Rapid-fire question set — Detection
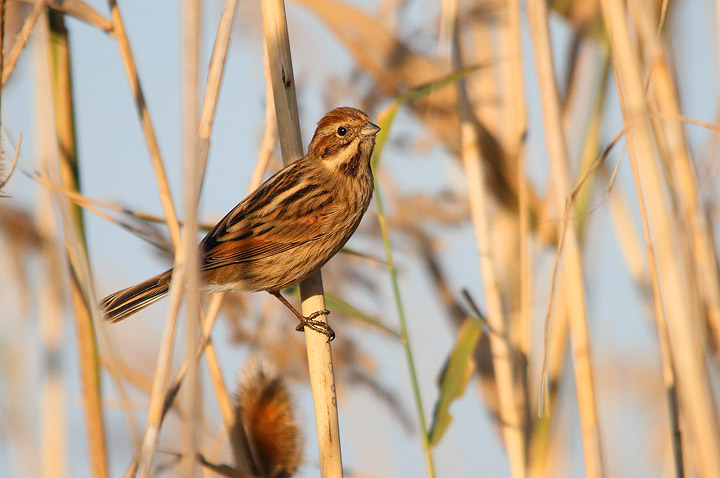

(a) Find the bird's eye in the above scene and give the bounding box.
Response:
[337,126,347,137]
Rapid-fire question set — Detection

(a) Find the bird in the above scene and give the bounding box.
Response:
[100,107,380,342]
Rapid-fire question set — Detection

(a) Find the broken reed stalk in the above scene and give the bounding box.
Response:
[600,0,720,475]
[45,10,109,478]
[2,0,46,87]
[200,312,253,475]
[451,14,528,478]
[525,0,605,476]
[261,0,343,476]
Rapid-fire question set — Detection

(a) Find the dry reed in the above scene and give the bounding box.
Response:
[46,10,109,477]
[601,0,720,476]
[261,0,343,476]
[1,1,719,477]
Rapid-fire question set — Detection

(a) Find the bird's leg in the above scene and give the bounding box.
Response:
[269,291,334,342]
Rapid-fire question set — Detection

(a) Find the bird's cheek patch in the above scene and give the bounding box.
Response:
[320,140,346,159]
[322,143,360,174]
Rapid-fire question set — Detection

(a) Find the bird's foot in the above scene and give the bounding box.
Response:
[295,309,334,342]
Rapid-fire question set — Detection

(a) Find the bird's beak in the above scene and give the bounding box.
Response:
[361,121,381,137]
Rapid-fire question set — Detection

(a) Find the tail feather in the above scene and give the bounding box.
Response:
[101,270,172,323]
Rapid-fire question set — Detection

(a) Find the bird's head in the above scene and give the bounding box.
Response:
[308,107,380,176]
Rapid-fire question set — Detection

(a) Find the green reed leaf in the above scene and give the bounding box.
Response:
[429,316,483,447]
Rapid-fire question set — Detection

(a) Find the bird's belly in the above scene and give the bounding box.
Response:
[202,234,347,293]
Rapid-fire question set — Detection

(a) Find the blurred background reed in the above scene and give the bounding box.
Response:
[1,0,719,476]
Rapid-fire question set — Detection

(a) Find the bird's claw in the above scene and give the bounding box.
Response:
[308,309,330,321]
[295,309,334,342]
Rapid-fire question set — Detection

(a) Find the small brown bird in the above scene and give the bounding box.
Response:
[101,107,380,341]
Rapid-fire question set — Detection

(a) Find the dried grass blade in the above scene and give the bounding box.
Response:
[106,0,181,249]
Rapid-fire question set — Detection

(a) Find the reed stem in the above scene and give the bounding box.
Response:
[526,0,605,475]
[46,10,109,478]
[261,0,343,476]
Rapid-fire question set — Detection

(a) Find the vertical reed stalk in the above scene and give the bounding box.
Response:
[505,0,530,361]
[504,0,534,467]
[180,0,201,475]
[46,9,109,478]
[37,191,67,478]
[600,0,720,475]
[631,0,720,357]
[196,0,240,470]
[452,14,528,478]
[525,1,605,476]
[622,8,688,476]
[36,32,66,475]
[613,63,684,477]
[260,1,343,476]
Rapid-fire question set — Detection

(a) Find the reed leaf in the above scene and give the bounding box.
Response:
[429,317,482,447]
